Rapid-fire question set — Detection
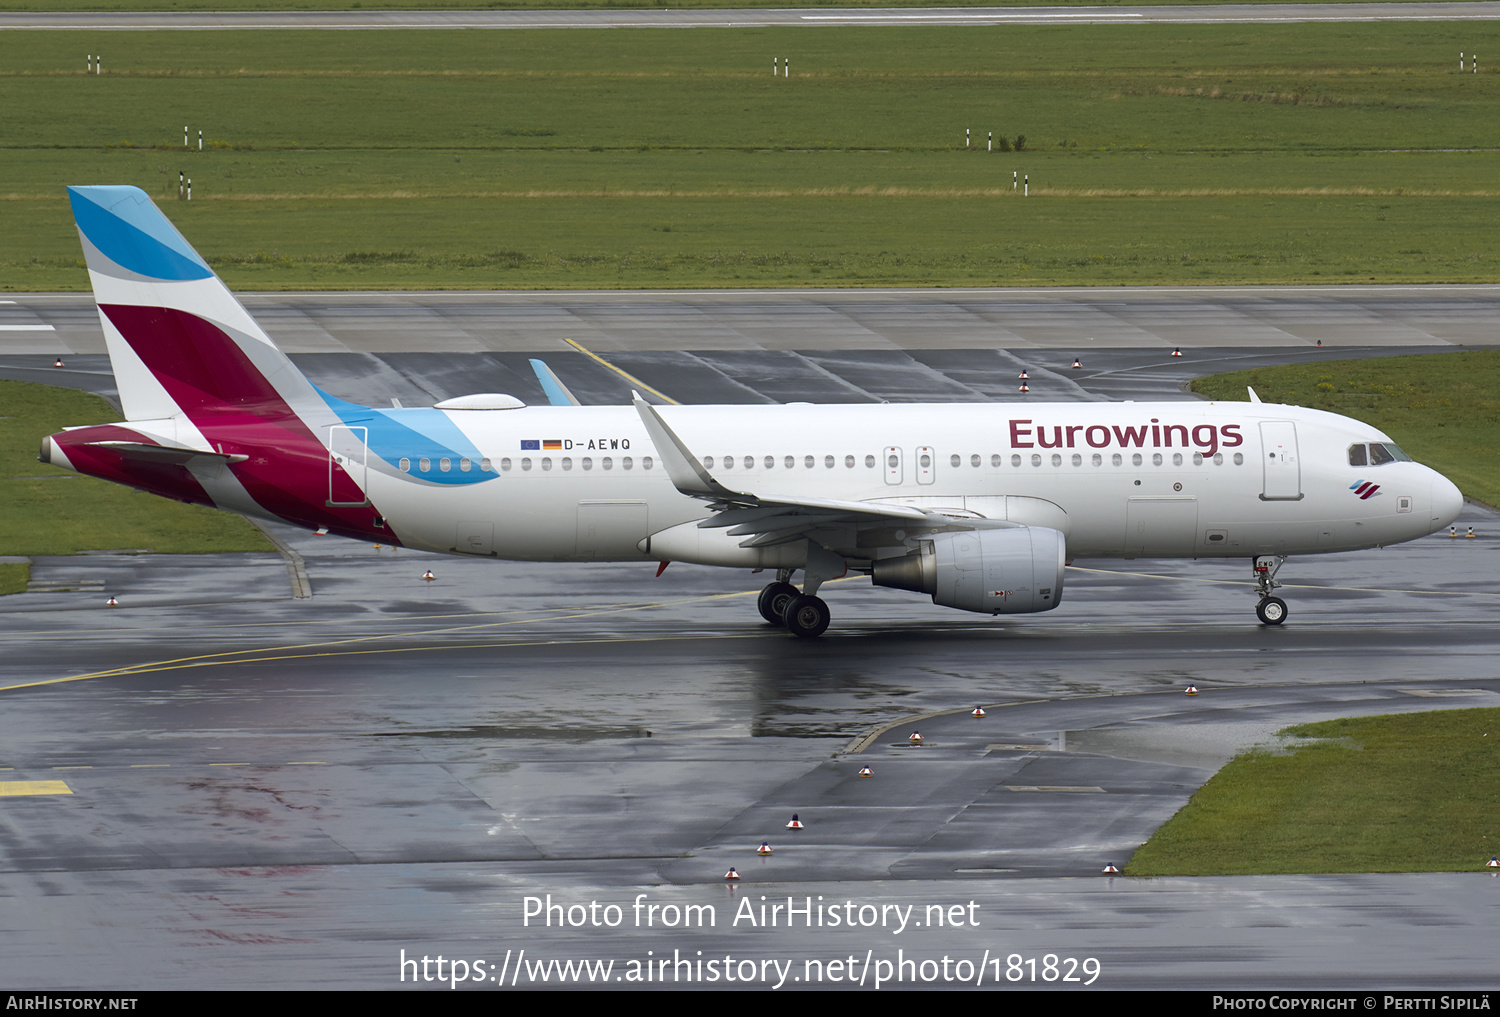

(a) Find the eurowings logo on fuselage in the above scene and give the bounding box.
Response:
[1008,418,1245,457]
[1351,481,1381,500]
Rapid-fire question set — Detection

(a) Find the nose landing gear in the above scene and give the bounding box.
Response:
[1253,555,1288,626]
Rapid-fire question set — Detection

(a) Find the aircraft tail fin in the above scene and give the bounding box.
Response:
[67,185,331,426]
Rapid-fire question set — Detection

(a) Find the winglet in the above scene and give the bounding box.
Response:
[632,392,748,503]
[529,358,582,407]
[1247,386,1262,404]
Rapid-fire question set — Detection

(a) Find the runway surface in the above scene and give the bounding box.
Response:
[1,288,1498,990]
[5,3,1500,30]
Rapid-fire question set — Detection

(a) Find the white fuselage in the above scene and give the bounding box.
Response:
[354,399,1460,566]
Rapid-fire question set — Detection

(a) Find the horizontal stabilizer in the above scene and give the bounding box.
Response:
[86,440,248,467]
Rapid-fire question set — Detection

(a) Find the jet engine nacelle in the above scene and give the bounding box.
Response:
[871,526,1066,615]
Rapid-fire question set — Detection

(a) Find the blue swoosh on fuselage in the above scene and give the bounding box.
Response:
[316,388,497,486]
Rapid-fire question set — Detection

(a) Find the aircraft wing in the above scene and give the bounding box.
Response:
[529,359,583,407]
[633,393,963,548]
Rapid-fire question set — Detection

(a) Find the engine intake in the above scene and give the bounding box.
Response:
[872,527,1066,615]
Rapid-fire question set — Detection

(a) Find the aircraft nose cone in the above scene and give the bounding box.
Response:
[1431,472,1464,530]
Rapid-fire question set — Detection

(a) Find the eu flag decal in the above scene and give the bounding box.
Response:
[520,439,540,450]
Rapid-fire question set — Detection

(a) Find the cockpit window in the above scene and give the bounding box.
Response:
[1350,442,1411,467]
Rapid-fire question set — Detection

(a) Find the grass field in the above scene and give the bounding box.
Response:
[0,562,28,596]
[0,0,1446,10]
[1127,709,1500,875]
[1191,349,1500,508]
[3,25,1499,288]
[0,380,272,556]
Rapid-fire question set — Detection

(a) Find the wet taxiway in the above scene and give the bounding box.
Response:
[1,290,1498,989]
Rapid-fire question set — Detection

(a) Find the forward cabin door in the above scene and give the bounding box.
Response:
[1259,421,1302,501]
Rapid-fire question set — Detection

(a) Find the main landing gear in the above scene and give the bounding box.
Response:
[758,570,832,638]
[756,581,799,624]
[1253,555,1288,626]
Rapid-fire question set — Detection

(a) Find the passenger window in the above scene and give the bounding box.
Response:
[399,458,411,473]
[990,454,1002,468]
[419,457,431,472]
[864,454,876,468]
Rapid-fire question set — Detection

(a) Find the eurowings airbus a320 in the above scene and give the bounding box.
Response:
[40,186,1464,636]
